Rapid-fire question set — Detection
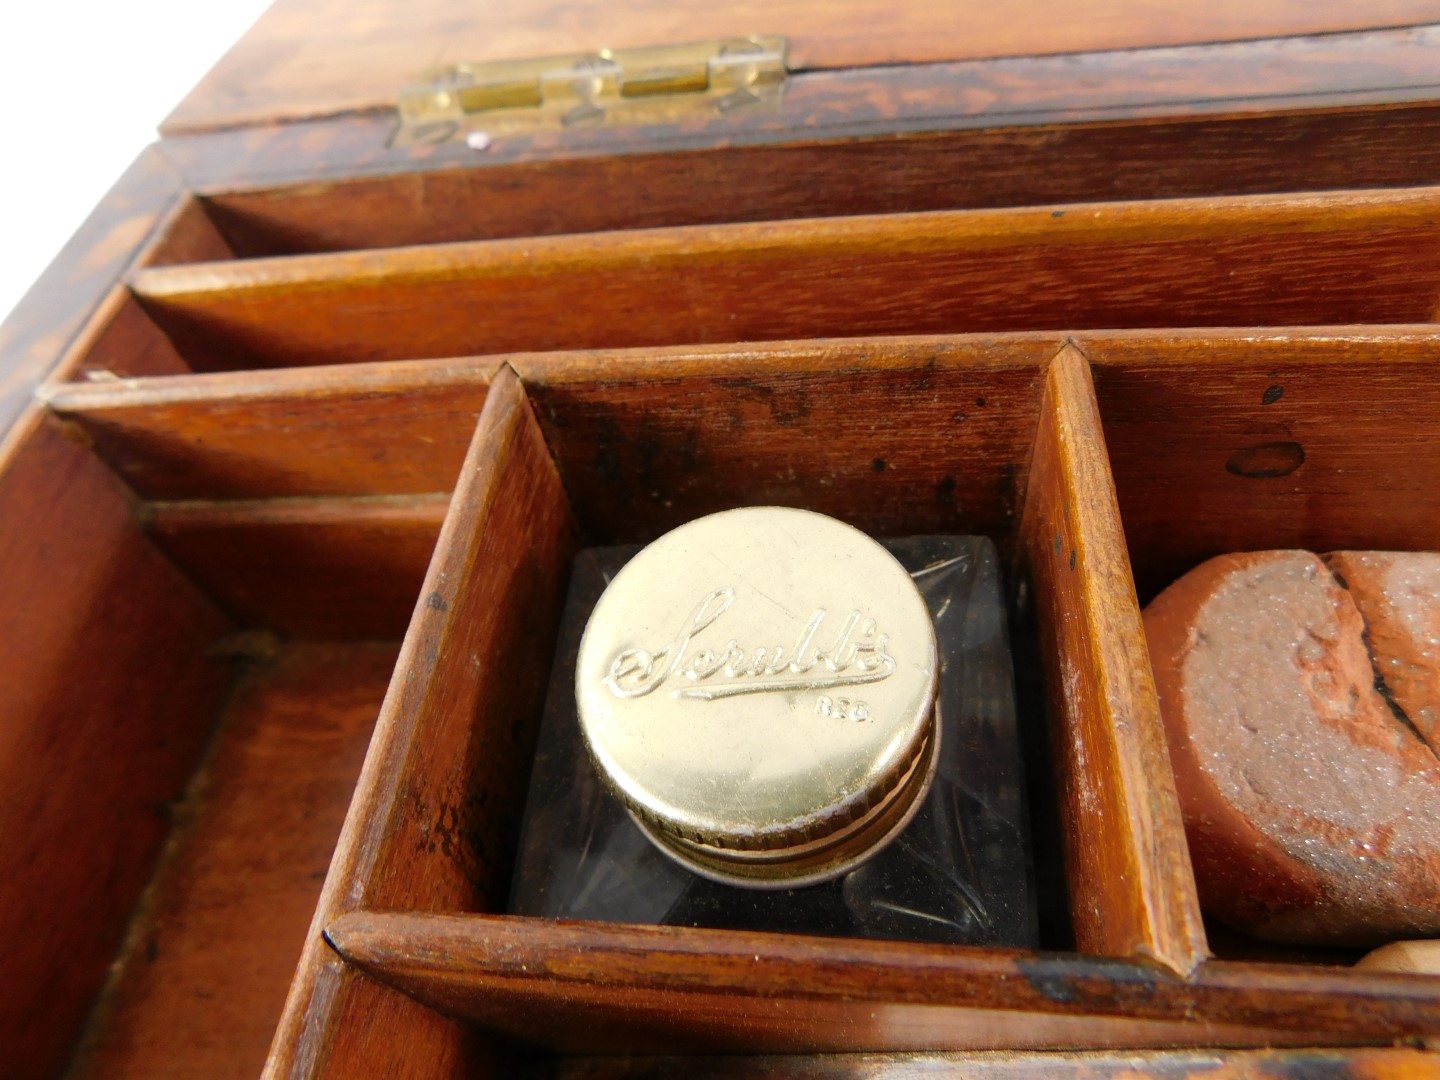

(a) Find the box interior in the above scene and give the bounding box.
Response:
[5,151,1439,1077]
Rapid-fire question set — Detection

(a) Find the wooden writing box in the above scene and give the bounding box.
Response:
[3,3,1440,1076]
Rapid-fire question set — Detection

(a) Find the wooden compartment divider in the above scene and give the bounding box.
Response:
[265,366,577,1077]
[126,188,1440,372]
[167,100,1440,265]
[323,910,1440,1051]
[1018,345,1207,973]
[46,357,497,500]
[145,494,451,640]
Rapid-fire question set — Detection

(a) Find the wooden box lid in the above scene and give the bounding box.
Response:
[164,0,1440,133]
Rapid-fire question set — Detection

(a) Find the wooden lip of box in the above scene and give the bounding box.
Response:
[3,11,1440,1078]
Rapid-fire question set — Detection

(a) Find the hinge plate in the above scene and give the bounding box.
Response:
[394,36,788,147]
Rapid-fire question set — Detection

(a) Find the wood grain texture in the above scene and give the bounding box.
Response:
[325,911,1440,1052]
[131,188,1440,371]
[1018,345,1208,974]
[200,113,1440,258]
[0,419,233,1080]
[66,643,396,1080]
[264,366,576,1077]
[514,335,1056,545]
[44,334,1052,511]
[168,31,1440,260]
[549,1047,1440,1079]
[161,0,1440,133]
[146,494,449,639]
[157,28,1440,216]
[47,357,497,500]
[1081,329,1440,603]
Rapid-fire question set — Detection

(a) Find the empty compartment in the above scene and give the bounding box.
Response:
[4,268,491,1080]
[108,187,1440,375]
[0,418,400,1080]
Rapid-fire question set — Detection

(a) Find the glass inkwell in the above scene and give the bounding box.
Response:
[509,507,1037,947]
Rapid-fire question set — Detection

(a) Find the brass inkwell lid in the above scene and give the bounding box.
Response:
[576,507,939,887]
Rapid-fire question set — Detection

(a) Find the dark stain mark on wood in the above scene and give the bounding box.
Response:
[1014,955,1161,1009]
[1225,441,1306,478]
[715,376,813,427]
[1262,385,1284,405]
[871,457,887,473]
[936,474,956,506]
[426,591,448,612]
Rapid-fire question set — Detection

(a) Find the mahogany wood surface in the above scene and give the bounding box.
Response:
[197,106,1440,258]
[130,188,1440,371]
[326,911,1440,1051]
[157,34,1440,228]
[160,26,1440,258]
[265,367,575,1076]
[162,0,1440,134]
[1082,330,1440,602]
[514,336,1056,546]
[548,1047,1440,1079]
[65,643,396,1080]
[1017,347,1207,973]
[45,326,1440,511]
[41,334,1047,512]
[0,419,234,1080]
[145,494,449,639]
[48,334,1051,512]
[47,358,497,500]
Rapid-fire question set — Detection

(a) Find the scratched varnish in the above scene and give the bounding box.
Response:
[2,5,1440,1077]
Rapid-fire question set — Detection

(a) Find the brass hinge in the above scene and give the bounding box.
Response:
[393,36,788,147]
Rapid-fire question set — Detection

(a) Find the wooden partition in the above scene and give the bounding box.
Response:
[261,367,577,1076]
[1018,346,1206,973]
[119,188,1440,371]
